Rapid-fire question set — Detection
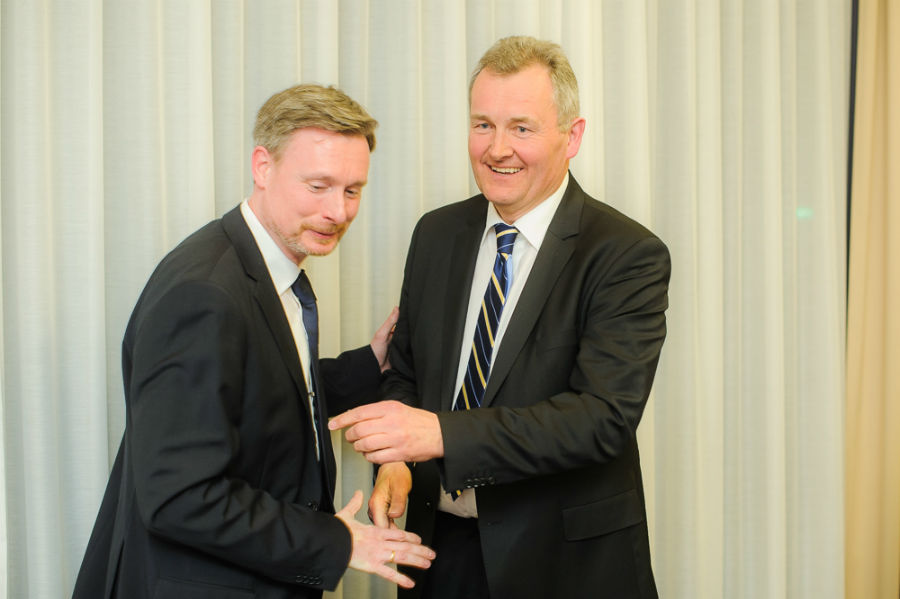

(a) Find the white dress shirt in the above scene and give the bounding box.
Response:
[439,173,569,517]
[240,200,320,458]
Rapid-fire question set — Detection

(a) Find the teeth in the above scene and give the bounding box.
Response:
[490,166,521,174]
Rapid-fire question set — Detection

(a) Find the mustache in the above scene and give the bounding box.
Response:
[301,223,344,235]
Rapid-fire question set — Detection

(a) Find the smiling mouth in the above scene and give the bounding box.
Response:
[489,166,522,174]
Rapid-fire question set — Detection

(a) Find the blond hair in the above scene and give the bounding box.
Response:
[253,84,378,160]
[470,36,579,130]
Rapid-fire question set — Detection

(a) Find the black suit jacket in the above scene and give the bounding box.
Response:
[382,177,670,599]
[73,206,381,599]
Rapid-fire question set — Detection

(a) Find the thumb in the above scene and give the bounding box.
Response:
[338,489,364,520]
[376,307,399,339]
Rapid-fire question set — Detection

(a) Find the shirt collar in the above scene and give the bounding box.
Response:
[483,171,569,250]
[240,199,302,295]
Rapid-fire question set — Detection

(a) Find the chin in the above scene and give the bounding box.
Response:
[301,244,337,257]
[482,192,519,207]
[307,238,343,257]
[285,239,334,260]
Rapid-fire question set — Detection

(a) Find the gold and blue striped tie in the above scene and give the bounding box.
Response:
[453,223,519,411]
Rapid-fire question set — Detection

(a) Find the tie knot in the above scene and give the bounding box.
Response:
[291,270,316,307]
[494,223,519,258]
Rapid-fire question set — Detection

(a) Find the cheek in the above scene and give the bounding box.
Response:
[468,136,486,160]
[345,200,361,221]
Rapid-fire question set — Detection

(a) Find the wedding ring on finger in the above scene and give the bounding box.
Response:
[389,550,396,563]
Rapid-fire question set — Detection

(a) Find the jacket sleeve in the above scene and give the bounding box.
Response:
[126,280,351,591]
[320,346,382,416]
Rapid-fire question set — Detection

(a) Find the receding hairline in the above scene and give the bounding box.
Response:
[467,36,580,129]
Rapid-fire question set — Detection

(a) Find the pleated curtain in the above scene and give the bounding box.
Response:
[0,1,855,598]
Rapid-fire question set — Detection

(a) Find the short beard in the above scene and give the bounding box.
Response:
[277,223,345,259]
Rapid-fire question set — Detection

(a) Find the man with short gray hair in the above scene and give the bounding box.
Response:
[331,36,669,598]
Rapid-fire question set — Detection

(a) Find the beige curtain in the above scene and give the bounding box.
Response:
[846,0,900,597]
[0,1,850,598]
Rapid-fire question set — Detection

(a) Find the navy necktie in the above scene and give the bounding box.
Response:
[291,269,319,396]
[292,270,326,465]
[453,223,519,411]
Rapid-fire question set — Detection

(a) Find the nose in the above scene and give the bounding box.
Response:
[487,129,513,161]
[320,191,348,224]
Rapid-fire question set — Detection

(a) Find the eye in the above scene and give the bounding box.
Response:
[308,183,326,192]
[515,125,530,134]
[345,188,361,198]
[473,122,491,131]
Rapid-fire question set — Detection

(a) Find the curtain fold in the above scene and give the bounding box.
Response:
[845,0,900,597]
[0,2,850,598]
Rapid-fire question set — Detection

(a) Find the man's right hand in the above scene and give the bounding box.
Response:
[368,462,412,528]
[335,489,433,589]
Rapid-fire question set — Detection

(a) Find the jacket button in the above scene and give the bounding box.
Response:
[307,501,319,510]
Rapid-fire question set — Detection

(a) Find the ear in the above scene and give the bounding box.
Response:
[565,118,586,160]
[251,145,273,189]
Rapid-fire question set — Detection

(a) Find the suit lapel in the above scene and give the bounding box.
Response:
[222,208,308,403]
[222,208,339,502]
[439,199,488,411]
[481,178,584,408]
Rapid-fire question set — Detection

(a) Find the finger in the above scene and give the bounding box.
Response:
[362,448,403,465]
[351,431,394,454]
[329,402,389,430]
[375,528,423,544]
[339,489,364,518]
[373,564,417,589]
[394,550,435,571]
[368,492,391,528]
[376,307,399,338]
[343,419,388,444]
[343,424,362,443]
[388,543,435,571]
[328,409,357,431]
[388,486,409,520]
[371,506,390,528]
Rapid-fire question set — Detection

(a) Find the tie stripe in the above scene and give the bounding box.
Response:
[453,223,519,412]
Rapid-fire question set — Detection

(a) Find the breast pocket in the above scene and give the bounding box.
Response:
[537,328,578,352]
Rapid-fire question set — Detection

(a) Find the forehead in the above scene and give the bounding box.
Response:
[280,128,370,180]
[470,64,557,119]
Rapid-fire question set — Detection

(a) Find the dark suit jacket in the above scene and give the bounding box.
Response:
[382,176,670,599]
[73,206,381,599]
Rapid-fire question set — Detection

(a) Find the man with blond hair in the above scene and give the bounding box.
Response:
[331,37,669,598]
[73,83,434,599]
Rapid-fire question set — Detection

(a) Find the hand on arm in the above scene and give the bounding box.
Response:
[367,462,412,528]
[328,400,444,463]
[369,307,399,372]
[335,490,434,589]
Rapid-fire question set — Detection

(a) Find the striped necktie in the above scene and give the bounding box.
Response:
[453,223,519,411]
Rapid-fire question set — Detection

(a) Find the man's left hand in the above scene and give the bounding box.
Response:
[329,400,444,463]
[369,307,399,372]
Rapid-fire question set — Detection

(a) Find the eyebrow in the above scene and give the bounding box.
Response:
[304,174,368,188]
[470,114,537,126]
